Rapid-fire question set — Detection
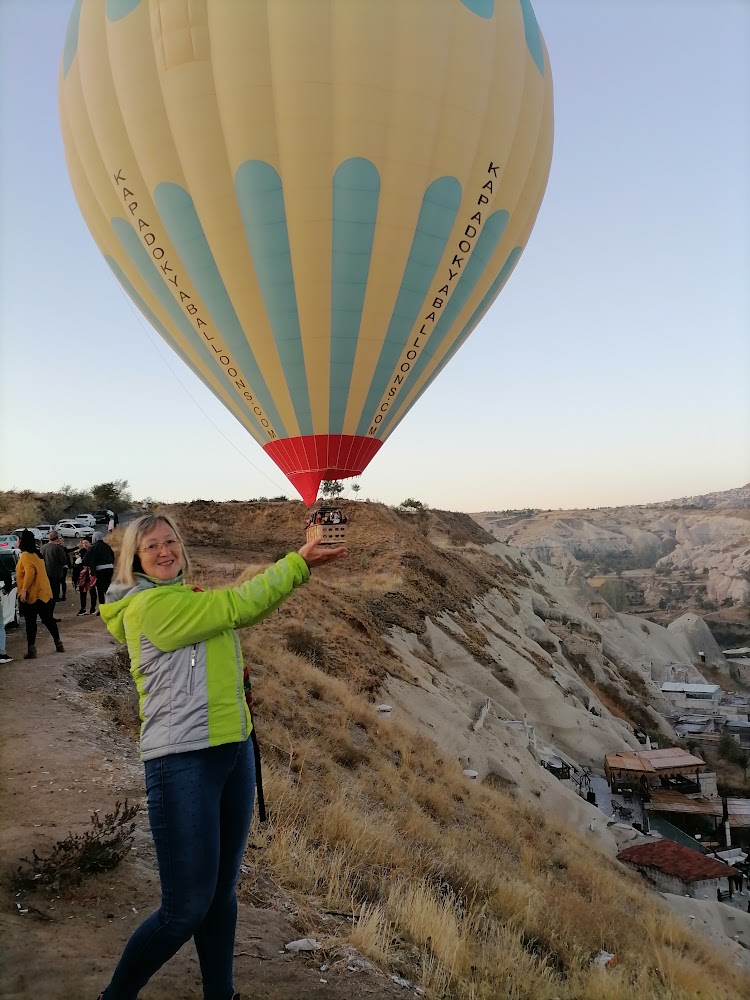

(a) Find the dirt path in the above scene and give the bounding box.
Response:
[0,602,410,1000]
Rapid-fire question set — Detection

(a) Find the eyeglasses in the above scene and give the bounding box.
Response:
[138,538,181,555]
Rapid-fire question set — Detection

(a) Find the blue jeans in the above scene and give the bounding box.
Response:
[103,739,255,1000]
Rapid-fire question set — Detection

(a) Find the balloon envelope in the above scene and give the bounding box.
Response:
[59,0,553,503]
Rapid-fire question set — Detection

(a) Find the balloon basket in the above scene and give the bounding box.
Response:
[305,506,347,546]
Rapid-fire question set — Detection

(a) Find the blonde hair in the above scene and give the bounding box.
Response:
[114,513,191,587]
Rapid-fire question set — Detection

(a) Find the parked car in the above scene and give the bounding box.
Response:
[37,523,56,537]
[1,549,20,628]
[0,534,19,551]
[56,519,94,540]
[74,514,97,528]
[11,526,44,543]
[93,509,115,524]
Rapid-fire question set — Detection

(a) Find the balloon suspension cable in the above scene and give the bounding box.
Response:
[112,277,292,497]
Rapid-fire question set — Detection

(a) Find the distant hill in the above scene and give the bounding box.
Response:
[471,486,750,646]
[650,483,750,510]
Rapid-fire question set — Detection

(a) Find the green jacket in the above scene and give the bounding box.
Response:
[100,553,310,760]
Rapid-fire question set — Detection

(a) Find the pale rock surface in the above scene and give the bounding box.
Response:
[473,486,750,609]
[660,895,750,975]
[667,613,730,669]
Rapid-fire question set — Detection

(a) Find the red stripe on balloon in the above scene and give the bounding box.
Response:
[264,434,382,505]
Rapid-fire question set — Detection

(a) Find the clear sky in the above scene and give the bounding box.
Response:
[1,0,748,512]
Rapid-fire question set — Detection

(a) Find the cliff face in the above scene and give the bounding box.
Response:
[662,514,750,605]
[471,487,750,635]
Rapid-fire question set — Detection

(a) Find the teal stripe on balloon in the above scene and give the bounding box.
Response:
[520,0,545,75]
[374,208,509,437]
[355,177,462,438]
[105,255,222,405]
[235,161,313,436]
[154,182,287,438]
[62,0,83,77]
[387,246,522,439]
[106,0,143,20]
[459,0,494,18]
[329,158,380,434]
[110,218,269,440]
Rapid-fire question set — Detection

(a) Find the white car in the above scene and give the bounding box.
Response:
[75,514,97,528]
[11,526,44,543]
[56,519,94,540]
[1,550,20,628]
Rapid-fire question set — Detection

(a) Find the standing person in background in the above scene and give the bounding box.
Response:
[41,530,71,613]
[60,542,71,601]
[71,544,83,592]
[16,529,64,659]
[75,537,97,616]
[95,513,345,1000]
[85,531,116,610]
[0,561,13,664]
[107,512,116,533]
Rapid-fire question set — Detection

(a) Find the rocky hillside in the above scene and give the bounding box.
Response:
[652,483,750,510]
[174,501,750,983]
[164,499,734,785]
[472,486,750,644]
[5,498,750,998]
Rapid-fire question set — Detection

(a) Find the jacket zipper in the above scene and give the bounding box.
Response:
[187,644,197,695]
[233,633,247,738]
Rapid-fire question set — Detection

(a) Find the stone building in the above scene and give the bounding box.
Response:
[617,840,737,899]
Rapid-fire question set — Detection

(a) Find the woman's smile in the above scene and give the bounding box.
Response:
[138,523,185,580]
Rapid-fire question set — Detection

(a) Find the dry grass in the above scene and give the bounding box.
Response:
[0,491,42,532]
[241,630,749,999]
[358,570,404,594]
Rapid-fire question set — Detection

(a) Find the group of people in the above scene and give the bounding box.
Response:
[304,506,347,528]
[5,527,116,661]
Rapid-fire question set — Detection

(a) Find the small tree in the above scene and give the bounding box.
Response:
[718,733,741,763]
[400,498,424,510]
[42,484,93,523]
[91,479,132,514]
[320,480,344,499]
[351,482,361,499]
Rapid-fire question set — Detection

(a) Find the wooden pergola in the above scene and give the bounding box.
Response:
[604,748,706,794]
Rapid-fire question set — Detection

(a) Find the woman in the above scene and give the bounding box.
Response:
[16,529,64,659]
[85,530,116,611]
[97,513,345,1000]
[75,538,98,616]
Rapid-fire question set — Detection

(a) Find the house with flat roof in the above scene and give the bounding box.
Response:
[644,791,750,851]
[660,682,721,715]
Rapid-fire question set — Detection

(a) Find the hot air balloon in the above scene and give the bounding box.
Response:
[59,0,553,504]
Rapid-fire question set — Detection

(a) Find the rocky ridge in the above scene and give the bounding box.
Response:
[471,484,750,618]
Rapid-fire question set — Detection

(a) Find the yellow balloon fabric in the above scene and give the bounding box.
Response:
[59,0,553,503]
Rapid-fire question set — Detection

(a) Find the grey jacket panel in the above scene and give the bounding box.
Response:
[139,634,211,760]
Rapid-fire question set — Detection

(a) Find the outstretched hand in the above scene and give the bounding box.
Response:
[298,538,347,568]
